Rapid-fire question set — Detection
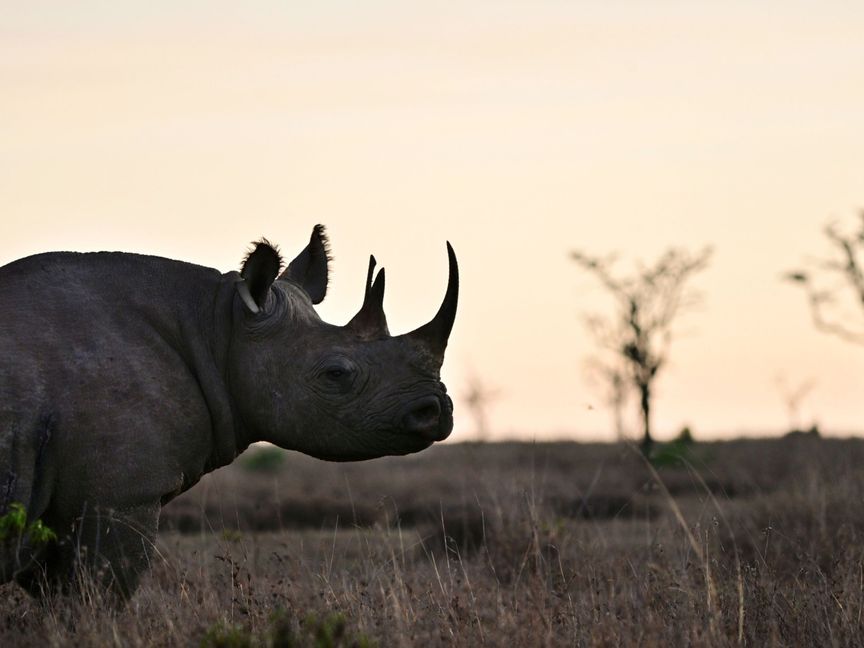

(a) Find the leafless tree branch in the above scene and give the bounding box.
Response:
[571,245,712,453]
[787,212,864,345]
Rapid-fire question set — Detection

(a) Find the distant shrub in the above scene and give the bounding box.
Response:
[200,611,374,648]
[200,622,252,648]
[240,446,286,473]
[784,424,820,438]
[220,529,243,543]
[272,611,375,648]
[675,426,695,444]
[650,431,698,469]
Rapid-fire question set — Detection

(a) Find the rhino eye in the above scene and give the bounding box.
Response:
[320,361,354,383]
[315,358,357,392]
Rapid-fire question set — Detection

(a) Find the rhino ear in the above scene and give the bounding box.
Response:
[240,239,282,312]
[280,224,330,304]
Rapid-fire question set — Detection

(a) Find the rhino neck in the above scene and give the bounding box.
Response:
[196,272,257,471]
[137,264,252,474]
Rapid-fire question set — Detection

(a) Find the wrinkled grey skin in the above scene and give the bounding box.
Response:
[0,225,457,598]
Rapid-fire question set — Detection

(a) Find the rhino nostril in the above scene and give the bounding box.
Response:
[403,396,441,435]
[414,403,439,420]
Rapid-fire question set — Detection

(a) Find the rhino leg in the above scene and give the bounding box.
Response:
[17,503,160,600]
[0,411,55,584]
[0,467,35,584]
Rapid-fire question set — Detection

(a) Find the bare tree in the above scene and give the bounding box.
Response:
[571,246,712,454]
[462,374,499,442]
[584,357,630,440]
[774,374,816,433]
[786,212,864,345]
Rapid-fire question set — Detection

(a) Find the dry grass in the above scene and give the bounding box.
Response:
[2,436,864,646]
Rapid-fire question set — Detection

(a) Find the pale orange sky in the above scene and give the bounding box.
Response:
[3,1,864,441]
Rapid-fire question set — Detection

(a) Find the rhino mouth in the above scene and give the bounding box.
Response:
[305,390,453,462]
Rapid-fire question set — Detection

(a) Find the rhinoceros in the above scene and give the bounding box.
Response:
[0,225,457,597]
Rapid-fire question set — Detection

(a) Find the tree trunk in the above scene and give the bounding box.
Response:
[639,382,652,456]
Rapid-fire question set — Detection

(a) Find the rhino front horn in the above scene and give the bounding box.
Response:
[406,242,459,358]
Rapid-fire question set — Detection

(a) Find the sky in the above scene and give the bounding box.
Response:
[3,1,864,441]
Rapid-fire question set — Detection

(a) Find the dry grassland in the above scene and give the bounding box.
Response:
[2,436,864,647]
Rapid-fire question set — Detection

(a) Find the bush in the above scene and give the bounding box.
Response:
[200,611,374,648]
[200,623,253,648]
[240,446,286,473]
[0,502,57,544]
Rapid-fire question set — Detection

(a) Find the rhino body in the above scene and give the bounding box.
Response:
[0,226,457,596]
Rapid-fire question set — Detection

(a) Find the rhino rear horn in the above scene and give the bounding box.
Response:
[404,242,459,359]
[346,255,389,337]
[280,224,330,304]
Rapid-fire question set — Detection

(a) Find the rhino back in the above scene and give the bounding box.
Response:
[0,252,230,518]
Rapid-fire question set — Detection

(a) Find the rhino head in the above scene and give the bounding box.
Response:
[229,225,458,461]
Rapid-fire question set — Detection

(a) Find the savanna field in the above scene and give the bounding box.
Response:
[1,436,863,647]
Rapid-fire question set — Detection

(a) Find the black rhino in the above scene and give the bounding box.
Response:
[0,225,457,597]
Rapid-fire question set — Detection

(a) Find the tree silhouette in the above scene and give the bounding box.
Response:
[774,374,816,433]
[462,373,499,442]
[584,357,629,440]
[571,246,712,454]
[786,212,864,345]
